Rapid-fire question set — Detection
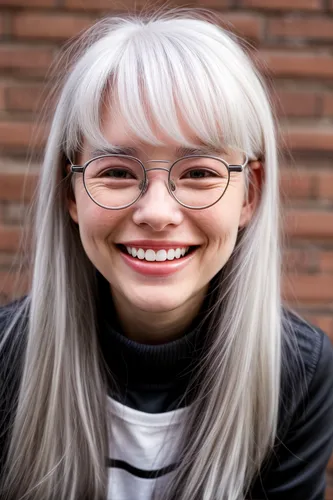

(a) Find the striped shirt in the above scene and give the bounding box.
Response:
[107,396,188,500]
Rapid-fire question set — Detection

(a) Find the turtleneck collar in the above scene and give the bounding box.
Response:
[97,273,216,390]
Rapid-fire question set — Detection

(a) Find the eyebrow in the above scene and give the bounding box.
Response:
[176,146,226,156]
[91,147,138,157]
[91,145,227,158]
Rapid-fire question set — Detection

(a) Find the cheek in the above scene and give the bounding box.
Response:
[195,195,243,272]
[198,200,243,245]
[74,190,121,248]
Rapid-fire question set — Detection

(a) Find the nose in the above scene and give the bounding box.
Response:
[132,167,184,231]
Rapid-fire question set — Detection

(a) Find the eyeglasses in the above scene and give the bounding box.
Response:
[70,154,248,210]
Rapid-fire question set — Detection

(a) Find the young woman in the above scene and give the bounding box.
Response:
[1,9,333,500]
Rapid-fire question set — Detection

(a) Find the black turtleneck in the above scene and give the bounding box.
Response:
[97,274,213,414]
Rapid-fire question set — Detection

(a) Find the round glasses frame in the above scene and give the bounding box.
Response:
[70,154,249,211]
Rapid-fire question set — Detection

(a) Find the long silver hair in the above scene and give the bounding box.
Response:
[1,9,285,500]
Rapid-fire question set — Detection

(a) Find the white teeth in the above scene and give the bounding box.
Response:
[156,250,167,261]
[125,246,190,261]
[167,249,175,260]
[145,249,155,262]
[175,248,181,259]
[137,248,145,260]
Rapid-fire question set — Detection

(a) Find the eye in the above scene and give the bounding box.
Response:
[182,168,221,179]
[101,168,135,179]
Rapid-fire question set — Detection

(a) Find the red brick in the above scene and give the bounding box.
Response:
[2,202,26,225]
[306,315,333,339]
[283,247,318,273]
[317,171,333,200]
[1,0,55,6]
[0,157,40,171]
[282,126,333,152]
[0,84,5,111]
[0,121,48,150]
[0,226,22,252]
[0,252,17,270]
[3,202,30,225]
[240,0,321,9]
[192,0,230,6]
[319,252,333,273]
[219,13,263,42]
[5,84,49,112]
[322,94,333,116]
[268,17,333,40]
[0,45,55,75]
[12,12,95,40]
[274,89,318,117]
[0,172,38,202]
[0,13,10,38]
[65,0,154,10]
[279,168,314,200]
[257,51,333,79]
[326,484,333,500]
[0,270,29,303]
[282,273,333,303]
[0,13,4,37]
[284,209,333,239]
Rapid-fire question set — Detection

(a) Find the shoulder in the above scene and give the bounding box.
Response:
[0,297,29,374]
[0,296,29,330]
[0,296,29,338]
[0,296,29,411]
[0,298,29,472]
[279,308,333,435]
[0,297,28,329]
[281,308,333,385]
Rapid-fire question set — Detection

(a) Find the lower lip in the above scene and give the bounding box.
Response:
[118,248,197,276]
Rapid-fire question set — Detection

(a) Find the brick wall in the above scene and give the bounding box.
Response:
[0,0,333,495]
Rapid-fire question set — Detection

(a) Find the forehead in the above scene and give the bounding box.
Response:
[78,91,243,164]
[83,100,229,159]
[101,96,199,146]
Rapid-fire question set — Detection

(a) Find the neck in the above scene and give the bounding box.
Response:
[111,289,207,344]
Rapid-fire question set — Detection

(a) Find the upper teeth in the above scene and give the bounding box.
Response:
[126,247,189,261]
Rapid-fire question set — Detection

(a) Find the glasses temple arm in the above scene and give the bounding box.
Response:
[71,165,84,173]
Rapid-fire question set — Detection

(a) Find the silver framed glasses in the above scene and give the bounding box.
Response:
[70,154,248,210]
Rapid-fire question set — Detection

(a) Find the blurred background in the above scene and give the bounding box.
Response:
[0,0,332,495]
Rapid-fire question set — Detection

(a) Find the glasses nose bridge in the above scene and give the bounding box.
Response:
[141,160,173,195]
[144,159,172,174]
[145,159,171,165]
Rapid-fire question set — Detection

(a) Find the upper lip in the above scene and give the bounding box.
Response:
[118,240,199,249]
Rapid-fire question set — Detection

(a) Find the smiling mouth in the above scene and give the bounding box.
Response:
[117,245,199,262]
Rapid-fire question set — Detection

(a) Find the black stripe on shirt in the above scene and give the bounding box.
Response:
[106,458,178,479]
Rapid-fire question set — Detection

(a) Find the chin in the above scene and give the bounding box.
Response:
[127,288,189,314]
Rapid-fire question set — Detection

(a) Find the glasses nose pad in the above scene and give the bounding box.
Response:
[138,177,175,196]
[139,180,148,194]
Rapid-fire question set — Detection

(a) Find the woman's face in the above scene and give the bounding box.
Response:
[68,112,258,315]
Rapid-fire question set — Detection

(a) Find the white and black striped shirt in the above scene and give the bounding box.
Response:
[107,396,188,500]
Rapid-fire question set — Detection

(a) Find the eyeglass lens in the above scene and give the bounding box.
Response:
[84,155,230,209]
